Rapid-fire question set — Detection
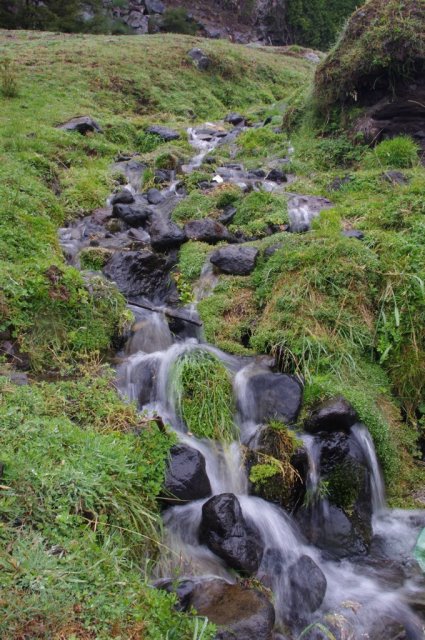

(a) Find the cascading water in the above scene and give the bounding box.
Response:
[60,122,425,640]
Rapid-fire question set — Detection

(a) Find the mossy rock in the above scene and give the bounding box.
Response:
[80,246,113,270]
[247,422,307,511]
[314,0,425,113]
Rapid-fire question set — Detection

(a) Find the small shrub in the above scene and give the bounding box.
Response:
[160,8,198,35]
[0,56,19,97]
[368,136,420,169]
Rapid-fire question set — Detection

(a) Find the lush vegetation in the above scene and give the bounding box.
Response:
[172,349,236,441]
[286,0,359,49]
[0,371,218,638]
[0,30,312,637]
[314,0,425,114]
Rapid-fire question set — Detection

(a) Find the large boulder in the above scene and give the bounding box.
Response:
[305,396,358,433]
[240,372,303,425]
[162,444,212,505]
[149,213,187,251]
[199,493,263,574]
[210,245,259,276]
[112,203,151,228]
[185,218,236,244]
[111,190,135,205]
[191,579,275,640]
[288,555,327,616]
[103,250,177,303]
[58,115,102,135]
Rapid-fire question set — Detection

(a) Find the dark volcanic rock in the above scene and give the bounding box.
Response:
[263,242,284,259]
[58,116,102,135]
[111,190,135,205]
[149,213,187,251]
[329,175,352,191]
[147,125,180,141]
[112,203,151,227]
[240,372,303,425]
[210,245,259,276]
[162,444,212,505]
[103,250,176,303]
[188,48,212,71]
[266,169,287,183]
[218,205,237,225]
[199,493,263,574]
[288,555,327,616]
[185,218,236,244]
[305,396,358,433]
[225,112,245,126]
[296,503,370,558]
[146,188,164,205]
[190,579,275,640]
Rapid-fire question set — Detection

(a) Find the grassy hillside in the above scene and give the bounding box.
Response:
[0,31,311,638]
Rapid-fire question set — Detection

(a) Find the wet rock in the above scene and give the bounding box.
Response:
[199,493,263,574]
[247,425,308,512]
[288,555,327,616]
[111,190,135,205]
[188,48,211,71]
[218,205,237,225]
[191,579,275,640]
[154,169,173,184]
[319,432,365,474]
[225,112,245,126]
[155,578,195,611]
[382,170,410,185]
[103,250,176,303]
[146,188,164,205]
[145,0,165,14]
[58,115,102,135]
[112,203,151,227]
[185,219,236,244]
[296,503,370,558]
[8,372,29,386]
[162,444,212,505]
[149,213,187,251]
[305,396,358,433]
[342,229,364,240]
[147,125,180,142]
[288,195,333,233]
[242,372,303,425]
[210,245,259,276]
[248,168,266,179]
[266,169,287,183]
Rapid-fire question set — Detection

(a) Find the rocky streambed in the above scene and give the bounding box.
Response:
[59,118,425,640]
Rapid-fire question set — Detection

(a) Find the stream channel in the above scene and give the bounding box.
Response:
[59,122,425,640]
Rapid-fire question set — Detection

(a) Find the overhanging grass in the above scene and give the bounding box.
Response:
[171,349,236,442]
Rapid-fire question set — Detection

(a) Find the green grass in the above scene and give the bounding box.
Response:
[171,349,236,442]
[0,372,216,638]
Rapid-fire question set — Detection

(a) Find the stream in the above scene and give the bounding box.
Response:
[59,123,425,640]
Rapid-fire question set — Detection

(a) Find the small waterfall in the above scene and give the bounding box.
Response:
[60,121,425,640]
[352,423,386,514]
